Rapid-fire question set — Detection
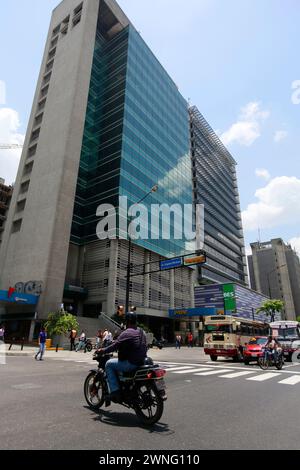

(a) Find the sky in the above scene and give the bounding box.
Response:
[0,0,299,256]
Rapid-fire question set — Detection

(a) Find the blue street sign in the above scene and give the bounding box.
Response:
[169,307,216,318]
[160,257,182,271]
[0,290,39,305]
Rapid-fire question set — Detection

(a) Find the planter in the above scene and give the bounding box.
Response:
[51,334,66,348]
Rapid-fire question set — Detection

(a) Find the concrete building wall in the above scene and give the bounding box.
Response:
[0,0,123,318]
[286,249,300,316]
[250,239,297,320]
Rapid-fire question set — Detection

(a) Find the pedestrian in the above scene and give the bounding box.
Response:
[175,334,182,349]
[102,329,113,347]
[187,332,193,348]
[0,325,5,343]
[69,327,77,351]
[96,329,103,349]
[76,330,86,352]
[35,327,47,361]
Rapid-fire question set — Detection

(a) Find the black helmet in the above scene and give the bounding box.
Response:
[125,312,137,324]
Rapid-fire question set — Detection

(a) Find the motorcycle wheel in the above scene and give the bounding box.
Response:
[134,382,164,426]
[258,356,269,370]
[86,343,93,353]
[84,372,105,410]
[275,357,283,370]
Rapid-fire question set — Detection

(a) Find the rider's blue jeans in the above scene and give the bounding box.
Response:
[105,358,137,393]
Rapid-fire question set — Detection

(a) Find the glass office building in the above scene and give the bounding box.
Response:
[189,106,248,285]
[71,24,192,258]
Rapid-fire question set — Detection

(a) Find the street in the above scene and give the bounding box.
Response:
[1,350,300,450]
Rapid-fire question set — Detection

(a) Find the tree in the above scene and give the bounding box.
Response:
[45,311,79,338]
[296,316,300,323]
[256,299,284,322]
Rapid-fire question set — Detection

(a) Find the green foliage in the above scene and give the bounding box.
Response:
[45,311,79,337]
[256,299,284,321]
[296,316,300,323]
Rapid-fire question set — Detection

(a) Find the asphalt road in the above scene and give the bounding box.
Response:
[1,353,300,450]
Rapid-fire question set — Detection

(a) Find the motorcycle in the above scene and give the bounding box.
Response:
[76,337,93,353]
[258,347,284,370]
[148,338,165,350]
[84,353,167,426]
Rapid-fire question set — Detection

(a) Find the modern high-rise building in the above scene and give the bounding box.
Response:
[189,106,248,286]
[0,178,12,245]
[0,0,194,340]
[248,238,300,320]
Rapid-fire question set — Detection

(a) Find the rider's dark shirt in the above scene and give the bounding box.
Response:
[103,327,147,365]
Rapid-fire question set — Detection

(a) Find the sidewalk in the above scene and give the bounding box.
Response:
[1,343,207,363]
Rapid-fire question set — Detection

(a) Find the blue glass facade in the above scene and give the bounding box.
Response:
[71,23,192,258]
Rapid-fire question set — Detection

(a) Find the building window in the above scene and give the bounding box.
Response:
[27,144,37,159]
[47,48,56,61]
[20,181,30,194]
[42,71,52,86]
[73,3,83,27]
[61,15,70,35]
[50,35,59,49]
[37,97,47,112]
[45,59,54,74]
[16,200,26,213]
[23,161,34,176]
[40,85,49,99]
[105,259,110,268]
[52,24,60,37]
[11,219,22,233]
[34,113,43,128]
[30,128,40,143]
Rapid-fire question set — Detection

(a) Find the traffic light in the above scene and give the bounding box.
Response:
[117,305,125,317]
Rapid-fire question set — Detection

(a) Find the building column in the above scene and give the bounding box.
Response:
[28,320,36,342]
[143,251,150,308]
[106,239,119,317]
[170,270,175,309]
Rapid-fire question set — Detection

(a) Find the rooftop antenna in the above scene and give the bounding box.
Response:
[258,227,261,248]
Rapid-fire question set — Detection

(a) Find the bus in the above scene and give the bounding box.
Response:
[269,321,300,361]
[203,315,269,362]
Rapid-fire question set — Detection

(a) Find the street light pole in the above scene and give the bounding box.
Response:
[125,185,158,314]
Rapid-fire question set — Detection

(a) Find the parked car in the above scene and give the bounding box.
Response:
[244,336,268,365]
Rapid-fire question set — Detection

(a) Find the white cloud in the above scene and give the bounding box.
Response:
[289,237,300,256]
[242,176,300,231]
[291,80,300,105]
[220,101,270,147]
[255,168,271,181]
[0,107,24,184]
[274,130,288,143]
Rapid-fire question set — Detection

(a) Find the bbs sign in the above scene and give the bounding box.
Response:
[14,281,43,296]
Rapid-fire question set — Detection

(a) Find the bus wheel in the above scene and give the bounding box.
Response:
[210,355,217,361]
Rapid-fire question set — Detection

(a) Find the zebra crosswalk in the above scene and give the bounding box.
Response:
[46,355,300,387]
[160,362,300,386]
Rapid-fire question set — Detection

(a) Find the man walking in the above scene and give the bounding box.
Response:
[175,334,182,349]
[69,328,77,351]
[35,327,47,361]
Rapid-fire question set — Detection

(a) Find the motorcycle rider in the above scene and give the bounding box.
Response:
[265,335,281,361]
[96,312,147,402]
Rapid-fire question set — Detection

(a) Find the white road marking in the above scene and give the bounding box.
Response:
[173,367,213,374]
[219,371,256,378]
[194,369,232,376]
[278,375,300,385]
[247,372,281,382]
[164,366,194,372]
